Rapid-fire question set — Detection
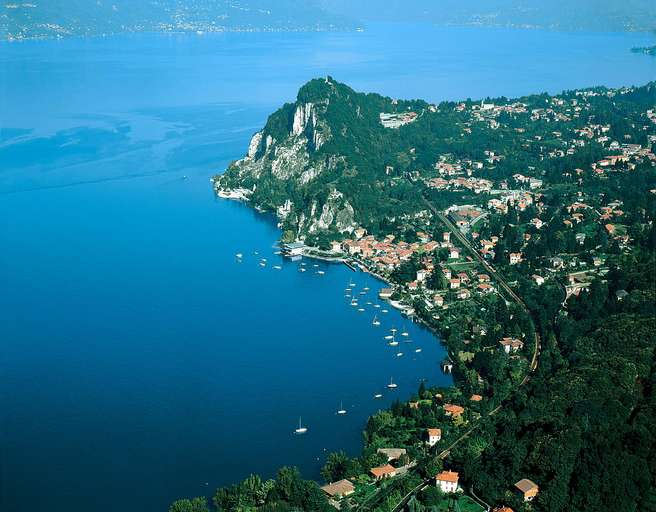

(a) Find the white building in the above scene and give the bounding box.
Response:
[282,242,306,257]
[426,428,442,446]
[436,471,459,493]
[499,337,524,354]
[509,252,522,265]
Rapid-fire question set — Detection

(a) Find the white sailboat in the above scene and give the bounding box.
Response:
[372,315,380,326]
[382,309,389,313]
[357,308,365,312]
[337,402,347,415]
[294,417,308,434]
[387,377,398,389]
[415,348,422,353]
[401,324,409,337]
[374,393,383,399]
[390,327,397,334]
[396,352,403,357]
[384,335,394,340]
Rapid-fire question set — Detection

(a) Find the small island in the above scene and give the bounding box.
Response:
[173,78,656,512]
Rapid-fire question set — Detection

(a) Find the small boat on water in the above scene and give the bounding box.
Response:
[313,264,319,268]
[351,299,358,306]
[236,253,243,259]
[382,309,389,313]
[273,265,282,270]
[401,325,409,337]
[374,394,383,399]
[388,340,399,347]
[372,315,380,326]
[384,335,394,340]
[396,352,403,357]
[415,348,422,353]
[357,308,365,312]
[299,267,306,272]
[349,281,355,288]
[317,270,325,275]
[294,417,308,435]
[387,377,397,389]
[390,327,397,334]
[259,262,266,267]
[373,303,381,308]
[337,402,347,415]
[363,287,369,292]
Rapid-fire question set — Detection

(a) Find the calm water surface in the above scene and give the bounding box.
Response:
[1,24,654,512]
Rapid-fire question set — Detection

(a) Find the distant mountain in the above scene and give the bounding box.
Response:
[321,0,656,32]
[0,0,357,41]
[632,46,656,56]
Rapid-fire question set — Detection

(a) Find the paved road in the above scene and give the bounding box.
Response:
[431,205,540,373]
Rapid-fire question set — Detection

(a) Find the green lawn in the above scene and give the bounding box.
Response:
[435,495,485,512]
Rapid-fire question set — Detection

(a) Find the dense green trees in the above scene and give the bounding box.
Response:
[169,497,210,512]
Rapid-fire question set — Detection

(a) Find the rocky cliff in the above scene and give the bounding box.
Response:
[214,77,428,242]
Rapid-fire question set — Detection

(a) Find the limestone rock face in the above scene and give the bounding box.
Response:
[307,190,355,234]
[247,131,263,159]
[213,77,363,239]
[292,103,313,136]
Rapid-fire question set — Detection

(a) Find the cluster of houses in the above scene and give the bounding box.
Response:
[436,265,497,304]
[334,230,439,273]
[487,190,536,214]
[562,200,630,248]
[379,111,418,129]
[447,206,485,230]
[591,143,656,174]
[428,176,493,194]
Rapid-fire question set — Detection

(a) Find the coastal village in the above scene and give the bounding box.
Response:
[306,90,654,511]
[211,79,656,512]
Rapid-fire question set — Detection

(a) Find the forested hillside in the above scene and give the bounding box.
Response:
[202,78,656,511]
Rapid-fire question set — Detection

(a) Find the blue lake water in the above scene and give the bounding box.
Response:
[1,23,654,512]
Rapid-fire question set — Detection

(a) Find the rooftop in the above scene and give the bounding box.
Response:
[436,470,459,483]
[320,479,355,498]
[515,478,539,493]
